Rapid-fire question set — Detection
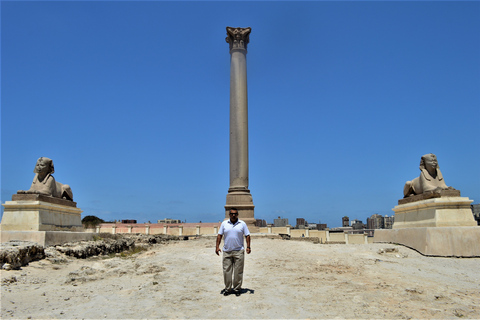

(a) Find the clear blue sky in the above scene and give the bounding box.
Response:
[2,1,479,228]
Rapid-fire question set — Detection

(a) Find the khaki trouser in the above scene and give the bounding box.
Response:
[222,249,245,291]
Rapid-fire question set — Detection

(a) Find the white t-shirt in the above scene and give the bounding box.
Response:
[218,219,250,252]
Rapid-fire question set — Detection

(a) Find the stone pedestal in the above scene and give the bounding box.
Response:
[374,227,480,257]
[2,194,84,231]
[1,194,93,246]
[392,196,476,228]
[374,195,479,257]
[1,231,94,247]
[225,191,255,228]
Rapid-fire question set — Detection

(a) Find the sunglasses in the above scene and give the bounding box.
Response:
[229,212,239,215]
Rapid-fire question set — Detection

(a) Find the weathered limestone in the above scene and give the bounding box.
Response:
[1,158,93,246]
[398,189,460,205]
[17,157,74,201]
[374,227,480,257]
[393,195,476,228]
[0,241,45,269]
[224,26,256,229]
[403,153,455,198]
[1,231,94,248]
[1,194,83,232]
[1,195,93,246]
[0,235,181,270]
[374,153,479,257]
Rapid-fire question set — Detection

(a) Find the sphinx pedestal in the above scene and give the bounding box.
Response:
[1,194,93,246]
[374,194,479,257]
[392,196,476,228]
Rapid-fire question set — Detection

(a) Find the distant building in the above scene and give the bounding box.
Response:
[330,227,353,232]
[342,216,349,227]
[366,214,393,229]
[157,218,181,224]
[367,214,384,229]
[296,218,306,228]
[351,219,365,230]
[121,219,137,224]
[472,204,480,225]
[274,217,288,227]
[384,215,395,229]
[317,223,327,230]
[255,219,267,227]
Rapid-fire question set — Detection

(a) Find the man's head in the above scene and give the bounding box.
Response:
[229,208,239,223]
[34,157,54,175]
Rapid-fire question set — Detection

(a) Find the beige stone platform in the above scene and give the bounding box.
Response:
[1,194,93,246]
[374,227,480,257]
[1,194,83,232]
[392,196,476,228]
[374,196,479,257]
[1,231,94,247]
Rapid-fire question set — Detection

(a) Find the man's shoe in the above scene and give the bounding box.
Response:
[234,290,241,296]
[223,290,230,296]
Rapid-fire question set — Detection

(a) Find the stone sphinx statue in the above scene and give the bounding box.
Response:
[17,157,74,201]
[403,153,455,198]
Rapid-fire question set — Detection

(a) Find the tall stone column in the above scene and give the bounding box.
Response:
[224,26,256,229]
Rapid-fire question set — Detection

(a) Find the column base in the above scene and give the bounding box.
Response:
[225,191,257,232]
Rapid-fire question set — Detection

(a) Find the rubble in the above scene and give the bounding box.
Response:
[0,234,181,268]
[0,241,45,270]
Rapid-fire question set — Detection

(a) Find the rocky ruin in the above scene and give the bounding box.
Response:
[0,234,181,269]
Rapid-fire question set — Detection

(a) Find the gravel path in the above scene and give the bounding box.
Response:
[1,236,479,319]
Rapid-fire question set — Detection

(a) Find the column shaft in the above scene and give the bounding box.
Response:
[229,50,249,191]
[224,26,256,230]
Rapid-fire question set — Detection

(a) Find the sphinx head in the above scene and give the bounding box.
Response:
[33,157,54,175]
[419,153,439,174]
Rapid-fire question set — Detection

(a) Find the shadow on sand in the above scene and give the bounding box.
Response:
[220,288,255,296]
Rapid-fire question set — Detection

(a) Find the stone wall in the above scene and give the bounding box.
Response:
[88,223,372,244]
[258,226,371,244]
[92,223,221,236]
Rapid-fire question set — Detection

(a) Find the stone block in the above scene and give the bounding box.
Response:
[1,194,83,232]
[374,227,480,257]
[398,189,460,205]
[392,197,476,229]
[12,193,77,207]
[1,231,94,247]
[225,192,257,231]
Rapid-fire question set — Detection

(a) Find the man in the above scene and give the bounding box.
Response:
[215,208,251,296]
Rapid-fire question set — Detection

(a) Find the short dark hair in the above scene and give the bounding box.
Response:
[229,208,238,213]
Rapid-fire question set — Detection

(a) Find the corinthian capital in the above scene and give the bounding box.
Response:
[226,27,251,52]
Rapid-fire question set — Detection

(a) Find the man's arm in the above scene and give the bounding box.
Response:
[215,234,223,255]
[245,235,251,254]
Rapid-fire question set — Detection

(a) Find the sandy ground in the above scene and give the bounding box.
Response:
[1,236,479,319]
